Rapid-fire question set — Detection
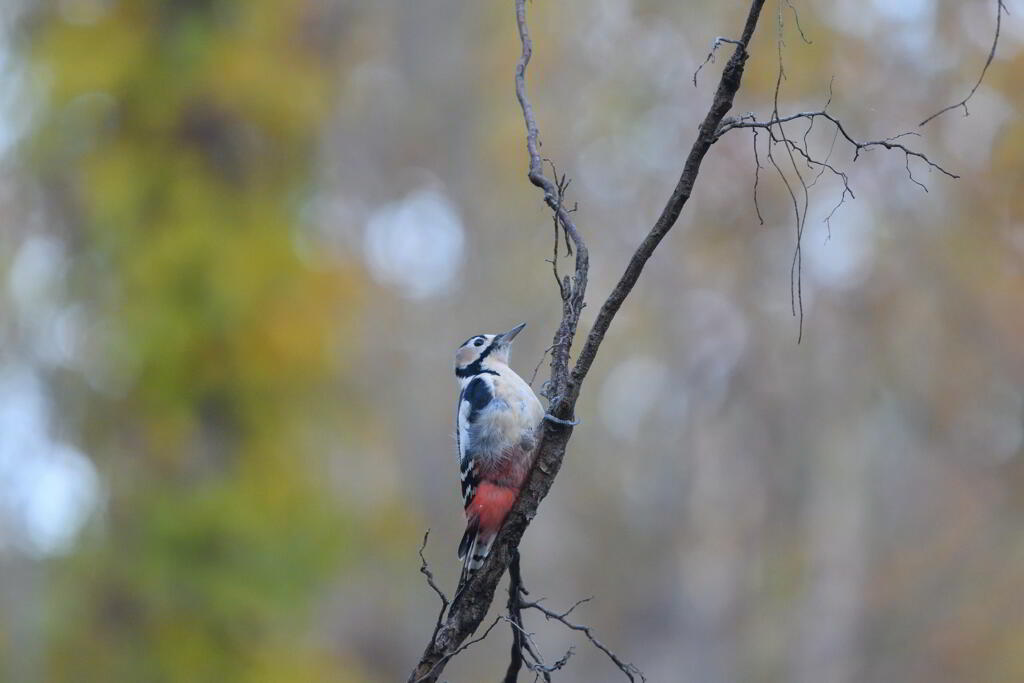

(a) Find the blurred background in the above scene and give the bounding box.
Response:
[0,0,1022,681]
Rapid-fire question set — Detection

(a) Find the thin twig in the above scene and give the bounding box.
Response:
[783,0,812,44]
[718,83,956,252]
[413,616,503,683]
[529,345,556,388]
[504,549,526,683]
[714,16,960,341]
[770,0,809,342]
[418,531,450,644]
[718,110,960,179]
[507,557,624,682]
[751,128,765,224]
[514,0,589,405]
[693,37,744,86]
[503,616,574,682]
[523,597,646,682]
[920,0,1007,127]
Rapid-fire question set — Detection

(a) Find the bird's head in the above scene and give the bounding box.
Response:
[454,323,526,378]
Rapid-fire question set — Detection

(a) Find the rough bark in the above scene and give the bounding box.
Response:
[408,2,767,680]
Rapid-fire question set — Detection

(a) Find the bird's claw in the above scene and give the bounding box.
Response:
[543,413,580,427]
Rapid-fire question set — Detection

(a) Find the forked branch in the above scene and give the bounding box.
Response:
[717,111,959,181]
[408,2,766,680]
[408,0,1004,679]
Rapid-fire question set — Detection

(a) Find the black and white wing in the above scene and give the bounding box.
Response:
[456,376,492,509]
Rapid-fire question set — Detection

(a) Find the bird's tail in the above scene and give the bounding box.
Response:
[458,482,517,572]
[457,517,493,573]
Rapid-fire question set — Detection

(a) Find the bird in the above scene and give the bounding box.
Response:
[453,322,544,572]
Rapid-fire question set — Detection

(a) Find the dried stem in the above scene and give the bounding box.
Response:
[522,596,646,682]
[412,616,502,683]
[920,0,1007,127]
[718,110,959,180]
[504,549,526,683]
[513,0,588,407]
[417,531,450,646]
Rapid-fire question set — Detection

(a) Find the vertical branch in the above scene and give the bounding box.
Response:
[769,0,810,342]
[503,549,526,683]
[418,531,450,645]
[514,0,588,408]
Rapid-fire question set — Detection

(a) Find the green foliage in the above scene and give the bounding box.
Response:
[26,1,366,679]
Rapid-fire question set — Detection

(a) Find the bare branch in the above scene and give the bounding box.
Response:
[513,0,589,407]
[570,0,768,393]
[506,552,633,682]
[409,2,768,679]
[770,0,810,342]
[409,0,1005,677]
[522,597,646,682]
[504,549,527,683]
[751,128,765,225]
[693,37,744,87]
[719,110,960,181]
[920,0,1007,127]
[412,616,502,683]
[719,72,955,254]
[417,530,450,645]
[783,0,812,44]
[807,124,840,190]
[528,344,555,388]
[407,0,600,676]
[502,549,576,682]
[503,615,574,682]
[716,5,959,340]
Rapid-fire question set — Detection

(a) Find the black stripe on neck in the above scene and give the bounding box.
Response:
[455,339,500,378]
[456,363,498,378]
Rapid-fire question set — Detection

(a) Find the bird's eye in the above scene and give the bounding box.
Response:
[474,339,484,347]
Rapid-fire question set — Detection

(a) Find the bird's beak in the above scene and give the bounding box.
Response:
[495,322,526,346]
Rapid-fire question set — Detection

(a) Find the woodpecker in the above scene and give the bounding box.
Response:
[453,323,543,572]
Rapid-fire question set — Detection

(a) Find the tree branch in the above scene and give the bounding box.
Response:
[411,616,502,683]
[569,0,766,393]
[718,111,959,180]
[408,2,767,680]
[502,549,580,682]
[503,549,526,683]
[920,0,1007,127]
[409,0,1009,678]
[513,0,589,406]
[521,597,645,682]
[417,530,450,647]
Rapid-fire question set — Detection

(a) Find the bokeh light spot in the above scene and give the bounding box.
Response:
[364,188,465,299]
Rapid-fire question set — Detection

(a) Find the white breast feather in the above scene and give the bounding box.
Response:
[498,369,543,429]
[456,367,542,468]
